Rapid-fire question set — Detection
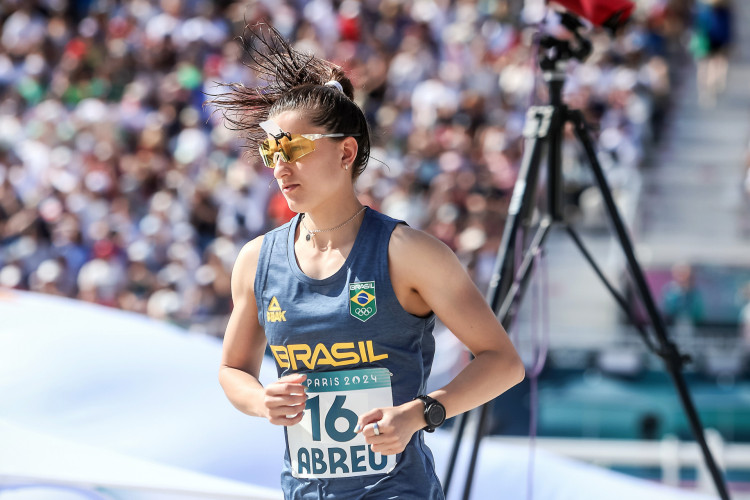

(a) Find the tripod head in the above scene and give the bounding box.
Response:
[538,12,593,81]
[548,0,634,33]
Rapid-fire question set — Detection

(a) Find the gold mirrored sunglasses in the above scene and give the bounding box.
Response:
[258,132,356,168]
[258,118,360,168]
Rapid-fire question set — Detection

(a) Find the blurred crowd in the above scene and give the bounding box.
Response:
[0,0,692,336]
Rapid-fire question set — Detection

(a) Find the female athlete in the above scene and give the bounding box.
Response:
[212,24,524,500]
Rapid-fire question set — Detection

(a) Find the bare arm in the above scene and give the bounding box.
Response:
[357,225,524,453]
[398,227,524,417]
[219,236,307,425]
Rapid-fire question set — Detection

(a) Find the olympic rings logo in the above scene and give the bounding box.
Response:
[354,307,373,316]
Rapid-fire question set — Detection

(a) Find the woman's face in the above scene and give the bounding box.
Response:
[267,110,354,213]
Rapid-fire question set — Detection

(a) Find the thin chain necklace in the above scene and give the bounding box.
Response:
[300,206,366,242]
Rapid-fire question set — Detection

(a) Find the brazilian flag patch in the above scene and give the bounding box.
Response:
[349,281,377,322]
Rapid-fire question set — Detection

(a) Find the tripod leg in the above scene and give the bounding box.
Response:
[460,219,553,500]
[445,107,556,498]
[444,107,552,496]
[564,225,659,353]
[462,401,491,500]
[442,405,468,493]
[498,218,553,324]
[487,106,554,311]
[570,110,731,500]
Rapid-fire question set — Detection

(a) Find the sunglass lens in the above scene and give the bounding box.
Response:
[287,136,316,161]
[259,135,316,167]
[259,142,274,167]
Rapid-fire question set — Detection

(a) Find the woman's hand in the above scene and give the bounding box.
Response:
[354,400,425,455]
[262,373,308,426]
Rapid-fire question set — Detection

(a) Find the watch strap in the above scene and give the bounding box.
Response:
[415,395,438,406]
[414,395,445,432]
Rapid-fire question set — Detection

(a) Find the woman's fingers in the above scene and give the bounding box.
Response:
[268,410,304,426]
[279,373,307,383]
[266,381,307,397]
[262,373,308,426]
[359,421,381,438]
[366,435,401,455]
[357,407,416,454]
[267,402,305,415]
[264,392,307,407]
[265,393,306,426]
[354,408,384,433]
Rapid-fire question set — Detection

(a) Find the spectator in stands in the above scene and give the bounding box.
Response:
[661,263,705,326]
[0,1,689,338]
[690,0,733,107]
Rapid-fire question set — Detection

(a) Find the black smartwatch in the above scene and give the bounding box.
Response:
[414,395,446,432]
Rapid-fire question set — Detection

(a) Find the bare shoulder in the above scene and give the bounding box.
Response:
[388,223,468,298]
[231,235,265,299]
[389,224,458,270]
[236,234,265,264]
[389,223,448,252]
[222,234,267,376]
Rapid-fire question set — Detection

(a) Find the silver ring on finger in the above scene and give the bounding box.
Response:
[373,421,381,436]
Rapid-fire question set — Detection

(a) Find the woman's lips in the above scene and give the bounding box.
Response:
[281,183,299,193]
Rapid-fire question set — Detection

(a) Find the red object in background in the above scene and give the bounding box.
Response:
[267,191,296,227]
[339,14,361,42]
[203,54,224,78]
[549,0,635,29]
[93,239,116,259]
[64,38,88,59]
[108,16,132,39]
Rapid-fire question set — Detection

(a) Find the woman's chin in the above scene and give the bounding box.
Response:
[283,198,304,214]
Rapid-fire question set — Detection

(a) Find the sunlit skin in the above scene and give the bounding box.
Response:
[268,111,366,280]
[270,111,361,223]
[219,110,525,456]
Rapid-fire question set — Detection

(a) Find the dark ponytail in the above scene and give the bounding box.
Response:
[207,24,371,179]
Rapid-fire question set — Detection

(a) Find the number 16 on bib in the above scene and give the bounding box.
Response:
[286,368,396,478]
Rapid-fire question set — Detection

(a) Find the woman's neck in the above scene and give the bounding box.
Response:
[298,200,366,252]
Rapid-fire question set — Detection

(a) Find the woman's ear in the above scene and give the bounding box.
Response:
[341,136,358,169]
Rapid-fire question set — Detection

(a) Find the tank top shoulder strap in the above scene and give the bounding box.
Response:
[254,216,299,326]
[358,209,403,254]
[348,209,404,288]
[366,208,404,231]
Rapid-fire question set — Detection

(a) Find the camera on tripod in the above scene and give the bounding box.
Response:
[443,2,732,498]
[548,0,634,32]
[539,0,634,72]
[538,12,593,73]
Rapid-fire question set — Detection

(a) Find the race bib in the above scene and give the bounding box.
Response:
[287,367,396,479]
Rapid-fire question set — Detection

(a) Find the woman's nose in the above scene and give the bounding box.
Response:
[273,156,291,178]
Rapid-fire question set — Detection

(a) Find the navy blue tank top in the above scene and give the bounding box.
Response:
[254,207,444,500]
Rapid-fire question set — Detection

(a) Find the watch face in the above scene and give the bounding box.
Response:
[427,404,446,427]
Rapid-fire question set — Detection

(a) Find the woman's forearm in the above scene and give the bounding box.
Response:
[428,349,525,419]
[218,366,267,418]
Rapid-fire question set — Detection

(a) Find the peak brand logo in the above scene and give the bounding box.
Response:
[267,296,287,323]
[349,281,376,322]
[270,341,388,370]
